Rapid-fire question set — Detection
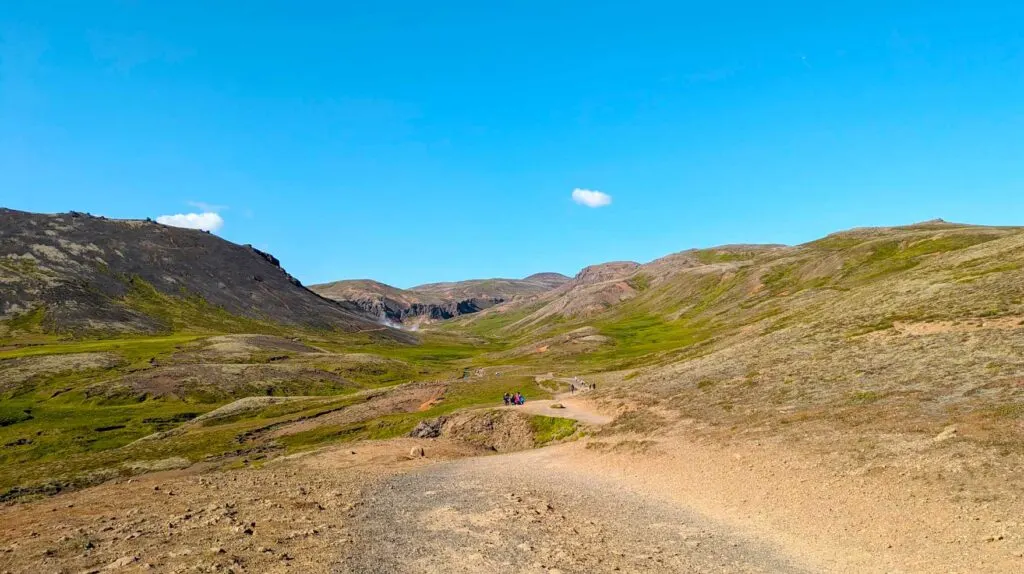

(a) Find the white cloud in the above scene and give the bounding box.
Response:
[571,188,612,208]
[156,212,224,232]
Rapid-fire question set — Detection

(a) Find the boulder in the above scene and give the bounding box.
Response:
[934,425,958,442]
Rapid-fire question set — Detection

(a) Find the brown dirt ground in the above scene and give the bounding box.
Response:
[3,397,1021,573]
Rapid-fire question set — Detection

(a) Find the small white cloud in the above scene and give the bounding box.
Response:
[571,188,612,208]
[187,200,227,212]
[156,212,224,232]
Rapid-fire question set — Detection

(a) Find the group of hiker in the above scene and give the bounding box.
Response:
[570,382,596,395]
[503,392,525,406]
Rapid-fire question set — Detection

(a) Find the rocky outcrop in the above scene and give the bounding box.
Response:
[436,410,537,452]
[341,295,504,323]
[572,262,641,286]
[311,273,570,325]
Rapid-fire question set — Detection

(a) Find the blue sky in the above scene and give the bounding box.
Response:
[2,2,1023,288]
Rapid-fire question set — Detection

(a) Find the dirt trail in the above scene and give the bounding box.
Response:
[501,393,613,426]
[4,429,1021,572]
[344,445,810,573]
[342,434,1024,573]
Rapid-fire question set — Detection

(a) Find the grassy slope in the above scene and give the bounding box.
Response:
[0,262,493,489]
[471,224,1023,371]
[0,298,515,499]
[447,224,1024,475]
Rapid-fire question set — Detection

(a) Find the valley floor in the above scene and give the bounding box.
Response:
[2,396,1022,573]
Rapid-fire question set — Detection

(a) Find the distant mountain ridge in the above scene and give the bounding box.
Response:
[311,273,570,324]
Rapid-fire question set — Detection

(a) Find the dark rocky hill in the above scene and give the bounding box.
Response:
[0,209,400,338]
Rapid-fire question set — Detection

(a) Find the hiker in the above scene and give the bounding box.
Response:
[518,392,525,405]
[570,384,575,395]
[503,392,510,406]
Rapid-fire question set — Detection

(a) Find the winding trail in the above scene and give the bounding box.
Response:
[338,394,811,573]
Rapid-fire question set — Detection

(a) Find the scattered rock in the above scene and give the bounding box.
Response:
[409,446,425,458]
[550,403,566,409]
[102,555,138,570]
[935,426,958,442]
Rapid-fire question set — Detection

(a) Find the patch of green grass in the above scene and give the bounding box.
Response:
[530,415,577,444]
[442,301,548,341]
[0,334,201,363]
[953,261,1023,282]
[991,403,1024,418]
[851,390,881,403]
[758,263,832,296]
[3,306,49,334]
[761,264,797,293]
[901,235,999,257]
[310,356,421,388]
[277,375,552,452]
[842,234,1002,283]
[361,333,487,372]
[122,276,286,335]
[0,396,220,486]
[626,273,652,292]
[846,319,895,337]
[808,235,866,250]
[580,314,717,371]
[0,393,373,499]
[686,272,745,317]
[0,406,33,427]
[0,256,43,277]
[277,410,423,447]
[694,249,757,264]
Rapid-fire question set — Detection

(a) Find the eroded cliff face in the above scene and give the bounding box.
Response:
[345,295,504,323]
[311,274,570,325]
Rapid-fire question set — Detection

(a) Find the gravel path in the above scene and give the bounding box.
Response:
[340,447,811,573]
